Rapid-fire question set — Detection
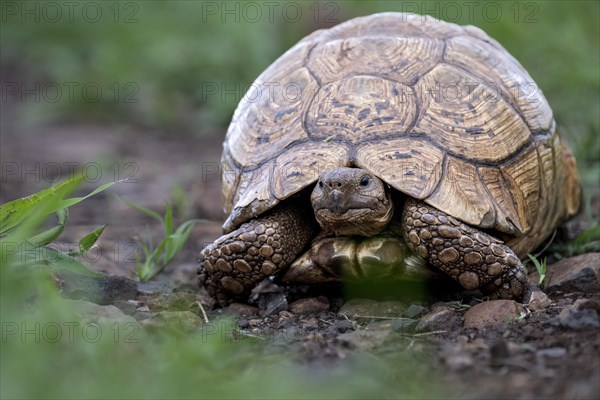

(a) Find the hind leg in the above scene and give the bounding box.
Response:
[401,198,529,301]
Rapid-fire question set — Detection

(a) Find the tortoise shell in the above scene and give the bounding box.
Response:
[220,13,581,257]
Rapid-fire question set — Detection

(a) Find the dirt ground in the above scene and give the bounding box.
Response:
[2,125,599,400]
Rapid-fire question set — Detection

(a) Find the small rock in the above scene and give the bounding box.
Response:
[339,299,405,320]
[142,311,203,333]
[377,300,407,316]
[301,317,319,330]
[572,298,600,312]
[367,318,417,333]
[137,280,173,295]
[247,318,263,328]
[58,272,138,305]
[289,297,330,314]
[446,354,474,370]
[339,298,376,318]
[537,347,567,359]
[490,340,511,367]
[334,319,354,333]
[278,310,294,319]
[228,303,259,317]
[440,342,475,371]
[554,305,600,330]
[133,311,153,321]
[260,293,288,316]
[112,299,138,315]
[463,300,523,330]
[416,307,461,332]
[250,278,284,301]
[145,292,200,313]
[237,319,249,329]
[403,304,427,319]
[533,253,600,294]
[337,330,392,350]
[527,290,552,311]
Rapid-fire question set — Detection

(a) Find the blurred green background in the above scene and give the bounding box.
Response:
[3,0,599,138]
[1,1,598,399]
[3,0,598,207]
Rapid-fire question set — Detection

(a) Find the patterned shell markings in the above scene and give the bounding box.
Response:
[221,13,579,255]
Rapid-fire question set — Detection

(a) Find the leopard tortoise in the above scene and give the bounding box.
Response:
[199,13,582,303]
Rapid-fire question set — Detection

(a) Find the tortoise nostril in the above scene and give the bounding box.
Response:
[328,182,333,188]
[337,182,342,188]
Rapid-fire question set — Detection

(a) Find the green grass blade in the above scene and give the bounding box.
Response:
[165,203,173,235]
[27,209,69,248]
[164,203,174,256]
[164,220,199,261]
[527,254,547,287]
[573,222,600,245]
[76,225,106,255]
[57,180,125,209]
[0,175,82,235]
[117,195,163,222]
[11,245,101,277]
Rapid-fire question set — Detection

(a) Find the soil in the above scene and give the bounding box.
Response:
[3,125,599,399]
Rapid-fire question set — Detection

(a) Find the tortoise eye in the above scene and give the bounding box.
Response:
[318,181,324,188]
[360,176,371,187]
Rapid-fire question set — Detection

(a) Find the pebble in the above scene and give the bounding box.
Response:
[336,330,393,350]
[527,290,552,311]
[289,297,330,315]
[445,353,475,370]
[237,319,250,329]
[404,304,428,319]
[334,319,354,333]
[262,293,288,316]
[133,311,153,321]
[137,280,173,294]
[415,307,461,332]
[367,318,417,333]
[554,305,600,330]
[228,303,259,317]
[536,347,567,359]
[301,317,319,331]
[489,340,511,367]
[463,300,523,330]
[112,299,138,315]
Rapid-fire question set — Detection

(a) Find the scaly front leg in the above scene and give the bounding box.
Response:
[200,203,317,302]
[401,198,529,301]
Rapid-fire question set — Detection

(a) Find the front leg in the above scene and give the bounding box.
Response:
[200,203,317,302]
[401,199,528,301]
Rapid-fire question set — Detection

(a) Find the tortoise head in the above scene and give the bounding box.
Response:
[311,167,394,236]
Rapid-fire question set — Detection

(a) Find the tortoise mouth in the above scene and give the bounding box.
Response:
[315,207,373,222]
